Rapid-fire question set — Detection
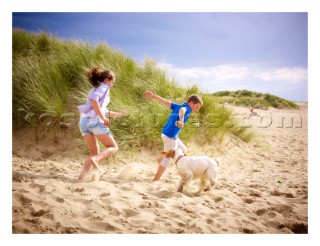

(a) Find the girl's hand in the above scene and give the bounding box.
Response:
[120,109,129,117]
[103,118,110,127]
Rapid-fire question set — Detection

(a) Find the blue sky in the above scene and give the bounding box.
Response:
[12,12,308,101]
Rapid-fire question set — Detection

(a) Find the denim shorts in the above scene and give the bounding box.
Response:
[79,117,113,136]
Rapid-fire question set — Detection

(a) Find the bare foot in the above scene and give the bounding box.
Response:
[88,157,99,169]
[78,160,91,180]
[78,170,88,180]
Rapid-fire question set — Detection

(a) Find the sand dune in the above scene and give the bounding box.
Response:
[12,103,308,234]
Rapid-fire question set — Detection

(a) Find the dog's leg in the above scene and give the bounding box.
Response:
[177,180,185,193]
[195,177,206,195]
[204,164,217,191]
[209,178,216,188]
[202,179,215,192]
[177,172,192,193]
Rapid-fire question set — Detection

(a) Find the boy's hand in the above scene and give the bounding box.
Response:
[144,91,154,99]
[145,90,171,108]
[175,121,184,128]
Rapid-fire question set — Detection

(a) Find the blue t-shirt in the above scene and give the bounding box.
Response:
[161,102,192,139]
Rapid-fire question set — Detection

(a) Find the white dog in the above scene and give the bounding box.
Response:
[162,148,221,195]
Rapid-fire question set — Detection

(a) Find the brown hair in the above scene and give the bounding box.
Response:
[187,94,203,106]
[87,68,116,87]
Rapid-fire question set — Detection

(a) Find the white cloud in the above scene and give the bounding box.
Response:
[255,67,308,82]
[211,65,249,80]
[157,62,307,85]
[156,62,308,100]
[157,62,249,82]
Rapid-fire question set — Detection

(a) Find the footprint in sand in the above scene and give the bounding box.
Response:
[17,188,29,194]
[123,208,140,218]
[62,226,82,233]
[255,209,277,219]
[31,209,50,217]
[270,190,295,198]
[156,190,175,199]
[249,191,261,197]
[270,204,293,215]
[243,198,254,204]
[100,192,110,197]
[241,228,255,234]
[74,187,85,192]
[287,223,308,234]
[266,211,277,218]
[214,196,224,203]
[139,200,165,209]
[55,196,65,203]
[139,202,153,209]
[14,193,32,206]
[29,183,46,193]
[255,209,267,216]
[104,204,121,216]
[90,215,104,222]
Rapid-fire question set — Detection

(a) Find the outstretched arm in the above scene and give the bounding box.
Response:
[144,91,171,108]
[107,110,129,118]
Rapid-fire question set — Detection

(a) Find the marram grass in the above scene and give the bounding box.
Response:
[212,90,299,109]
[12,29,254,151]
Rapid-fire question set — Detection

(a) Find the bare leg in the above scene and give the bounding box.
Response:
[78,161,91,180]
[79,134,99,180]
[88,133,119,168]
[153,165,166,181]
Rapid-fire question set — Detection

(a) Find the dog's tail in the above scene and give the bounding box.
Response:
[214,157,221,167]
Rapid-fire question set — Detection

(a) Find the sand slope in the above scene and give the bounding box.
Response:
[12,103,308,234]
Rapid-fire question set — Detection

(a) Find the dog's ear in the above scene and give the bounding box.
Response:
[166,149,175,158]
[161,150,169,158]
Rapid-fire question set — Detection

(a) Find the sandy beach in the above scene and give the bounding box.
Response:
[12,103,308,234]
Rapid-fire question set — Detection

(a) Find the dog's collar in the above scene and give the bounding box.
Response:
[175,154,185,165]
